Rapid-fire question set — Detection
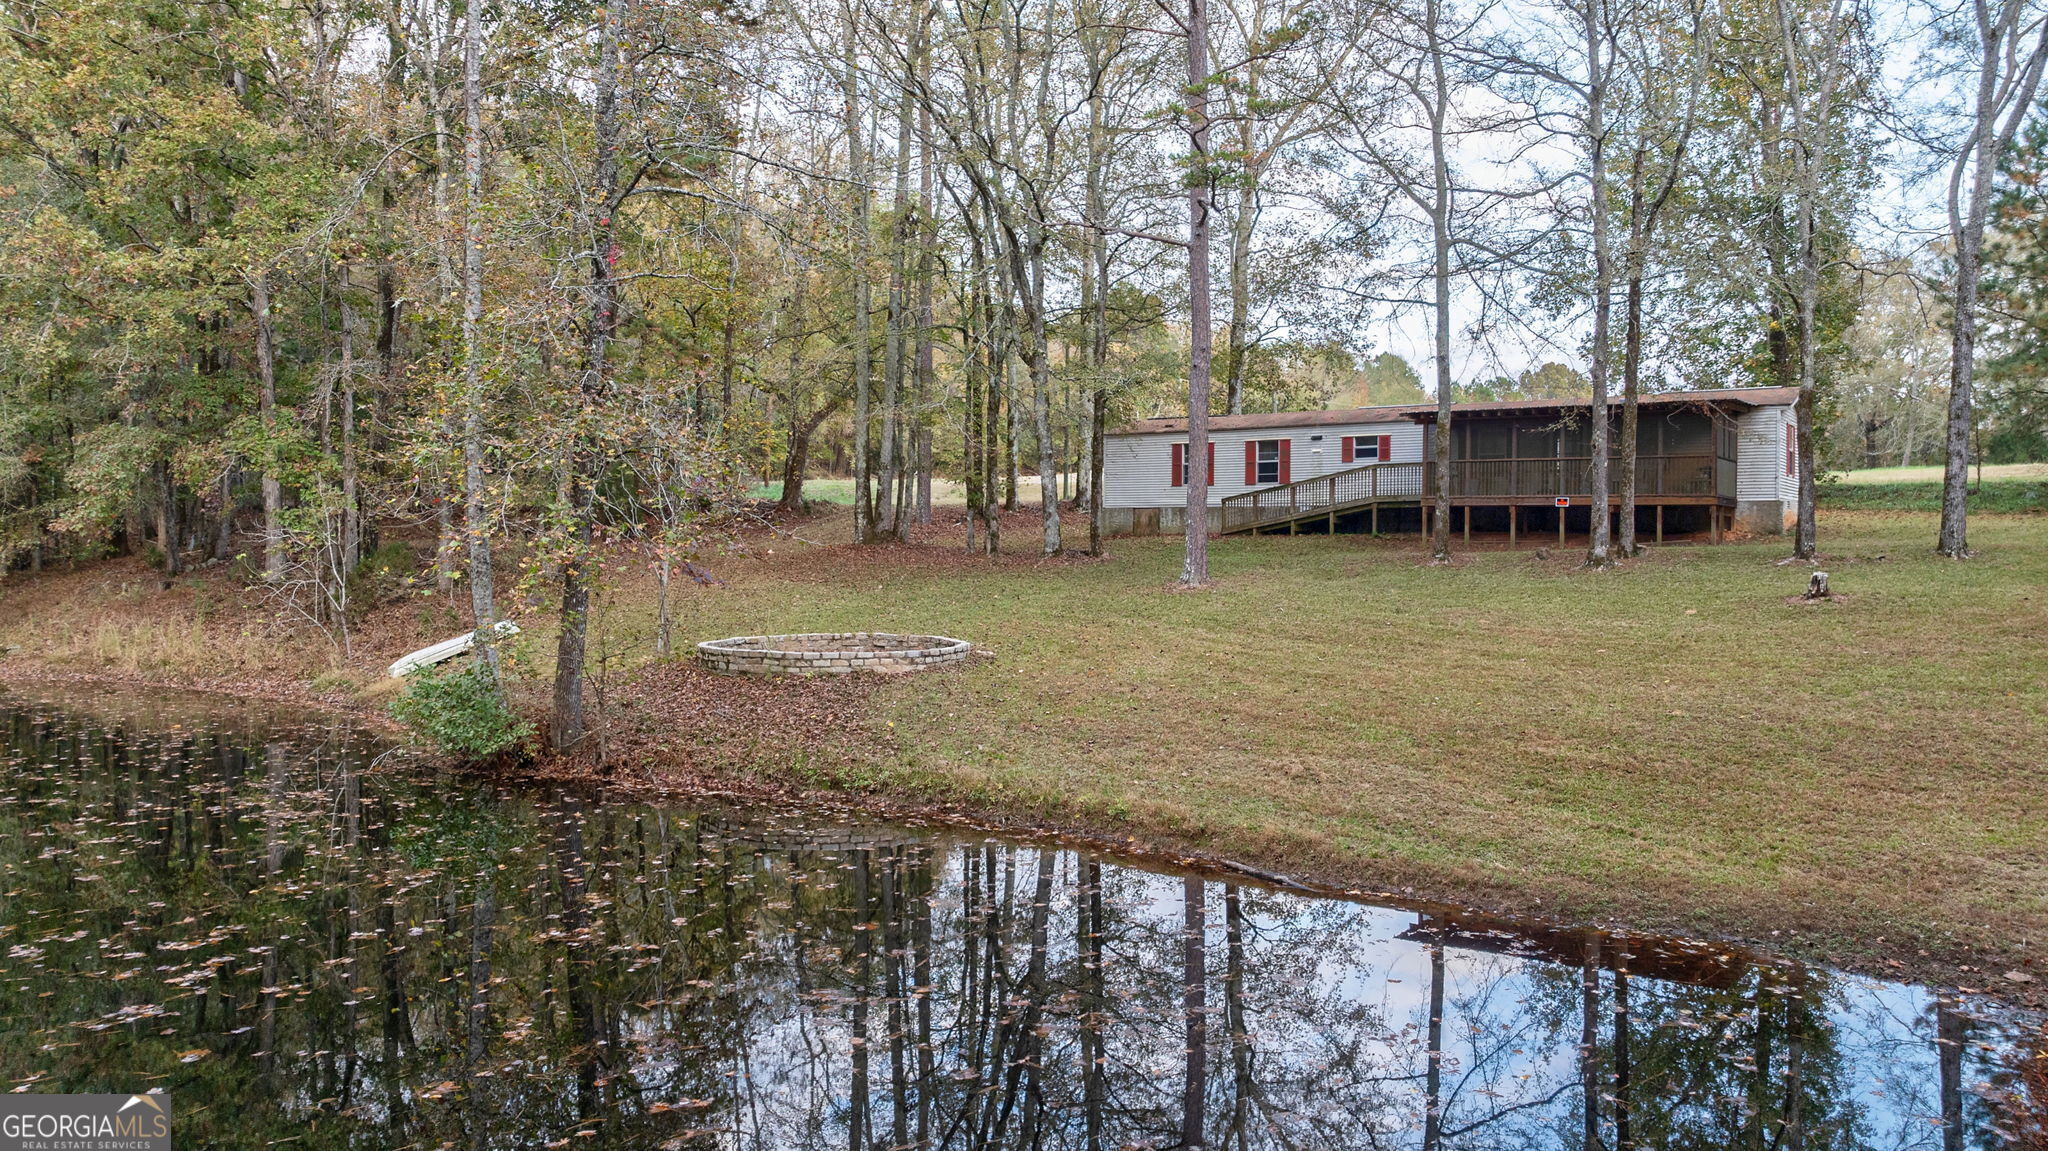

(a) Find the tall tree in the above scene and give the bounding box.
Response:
[460,0,504,684]
[1769,0,1864,561]
[1934,0,2048,556]
[1613,0,1714,557]
[1181,0,1218,587]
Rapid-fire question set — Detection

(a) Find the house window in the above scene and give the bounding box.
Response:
[1254,440,1282,484]
[1785,423,1797,476]
[1350,435,1382,462]
[1169,441,1215,487]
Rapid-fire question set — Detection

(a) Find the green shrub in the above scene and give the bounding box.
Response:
[390,664,532,762]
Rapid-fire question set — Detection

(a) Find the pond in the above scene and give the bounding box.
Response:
[0,686,2035,1149]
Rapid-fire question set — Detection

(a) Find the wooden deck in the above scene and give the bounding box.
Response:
[1219,457,1736,538]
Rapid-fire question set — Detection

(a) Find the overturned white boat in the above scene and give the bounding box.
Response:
[388,621,521,679]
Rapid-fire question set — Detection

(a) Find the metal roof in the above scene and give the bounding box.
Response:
[1110,386,1799,436]
[1111,404,1430,436]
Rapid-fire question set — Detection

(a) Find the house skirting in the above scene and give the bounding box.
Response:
[1108,500,1756,541]
[1099,506,1223,535]
[1734,499,1791,534]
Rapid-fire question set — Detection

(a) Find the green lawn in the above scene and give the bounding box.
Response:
[640,509,2048,972]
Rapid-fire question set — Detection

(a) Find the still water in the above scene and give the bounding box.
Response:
[0,687,2034,1149]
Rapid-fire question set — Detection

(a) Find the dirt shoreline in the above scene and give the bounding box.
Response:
[3,660,2042,1018]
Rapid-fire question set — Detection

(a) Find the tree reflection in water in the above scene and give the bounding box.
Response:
[0,690,2032,1150]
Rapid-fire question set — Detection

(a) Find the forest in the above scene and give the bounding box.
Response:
[3,0,2048,740]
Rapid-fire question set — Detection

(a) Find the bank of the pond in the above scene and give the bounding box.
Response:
[2,506,2045,1010]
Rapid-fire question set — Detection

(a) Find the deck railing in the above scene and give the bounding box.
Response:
[1220,461,1426,533]
[1218,453,1726,533]
[1432,454,1720,499]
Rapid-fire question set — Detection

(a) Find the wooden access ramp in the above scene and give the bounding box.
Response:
[1219,461,1425,535]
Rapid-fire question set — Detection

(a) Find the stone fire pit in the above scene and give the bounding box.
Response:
[695,632,972,676]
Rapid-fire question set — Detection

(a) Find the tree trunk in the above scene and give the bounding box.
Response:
[879,53,914,542]
[1583,0,1613,568]
[1621,267,1644,557]
[1939,42,2017,557]
[156,460,182,580]
[1614,963,1633,1150]
[1938,1000,1967,1151]
[1223,887,1253,1150]
[845,16,875,545]
[1793,155,1821,560]
[252,272,283,582]
[460,0,501,681]
[339,272,360,573]
[1079,860,1106,1151]
[551,0,626,753]
[1581,939,1602,1149]
[781,396,845,513]
[914,83,937,527]
[1423,937,1445,1150]
[1224,175,1255,416]
[215,470,235,561]
[1089,390,1107,556]
[1026,243,1062,554]
[1181,875,1208,1149]
[1428,0,1454,564]
[1004,344,1022,512]
[1181,0,1215,587]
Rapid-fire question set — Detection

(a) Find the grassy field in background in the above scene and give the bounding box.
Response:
[3,508,2045,975]
[1821,469,2047,514]
[1833,462,2048,484]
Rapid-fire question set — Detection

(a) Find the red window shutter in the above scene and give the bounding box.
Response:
[1379,434,1393,462]
[1341,436,1354,463]
[1170,442,1185,487]
[1207,441,1216,485]
[1786,425,1796,475]
[1245,441,1257,485]
[1278,439,1292,484]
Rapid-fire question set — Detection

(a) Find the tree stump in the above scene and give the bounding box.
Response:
[1803,571,1830,600]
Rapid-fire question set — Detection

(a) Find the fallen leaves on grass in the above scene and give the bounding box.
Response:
[537,662,900,793]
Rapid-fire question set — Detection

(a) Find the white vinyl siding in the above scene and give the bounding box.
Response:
[1735,406,1796,503]
[1103,422,1428,509]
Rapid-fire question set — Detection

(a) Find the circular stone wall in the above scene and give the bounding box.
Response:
[695,632,971,676]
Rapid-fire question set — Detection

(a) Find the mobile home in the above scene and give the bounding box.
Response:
[1099,387,1803,542]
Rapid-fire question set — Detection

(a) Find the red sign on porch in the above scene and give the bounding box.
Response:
[1554,497,1571,507]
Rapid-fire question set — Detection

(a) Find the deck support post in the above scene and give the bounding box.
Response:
[1711,507,1721,544]
[1288,519,1297,536]
[1371,504,1378,536]
[1655,504,1663,545]
[1508,506,1516,548]
[1327,510,1335,534]
[1463,506,1471,543]
[1558,507,1566,546]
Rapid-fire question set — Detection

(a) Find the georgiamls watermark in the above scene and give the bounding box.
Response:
[0,1094,171,1151]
